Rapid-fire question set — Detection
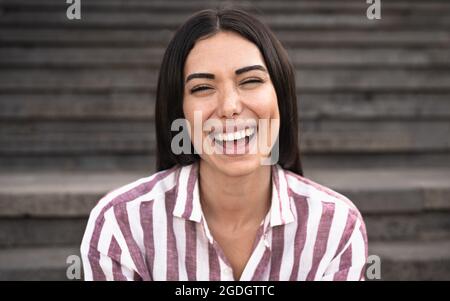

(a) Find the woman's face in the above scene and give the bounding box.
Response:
[183,31,280,177]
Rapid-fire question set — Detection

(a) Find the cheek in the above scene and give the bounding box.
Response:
[182,99,195,124]
[245,86,279,119]
[245,86,280,152]
[182,97,214,139]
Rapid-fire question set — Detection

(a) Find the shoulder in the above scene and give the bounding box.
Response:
[283,168,364,224]
[86,165,180,230]
[81,165,181,256]
[282,168,368,258]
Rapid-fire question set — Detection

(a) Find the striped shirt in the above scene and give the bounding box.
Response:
[80,161,368,281]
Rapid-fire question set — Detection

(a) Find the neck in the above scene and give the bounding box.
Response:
[198,160,272,230]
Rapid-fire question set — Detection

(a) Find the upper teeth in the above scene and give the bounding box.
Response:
[213,127,255,142]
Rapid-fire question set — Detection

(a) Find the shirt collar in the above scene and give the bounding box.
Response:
[172,161,295,227]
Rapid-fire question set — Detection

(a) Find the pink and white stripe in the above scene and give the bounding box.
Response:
[80,161,368,281]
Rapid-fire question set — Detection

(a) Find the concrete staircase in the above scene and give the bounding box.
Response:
[0,0,449,280]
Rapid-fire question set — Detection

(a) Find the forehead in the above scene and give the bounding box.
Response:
[184,31,266,74]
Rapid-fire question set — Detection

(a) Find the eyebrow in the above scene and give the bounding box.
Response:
[185,73,214,83]
[235,65,267,75]
[185,65,267,83]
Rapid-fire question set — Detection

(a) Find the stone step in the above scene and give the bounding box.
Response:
[4,0,450,14]
[3,153,450,172]
[1,211,449,247]
[369,240,450,280]
[303,153,450,169]
[1,92,450,121]
[0,246,81,281]
[0,168,449,246]
[1,29,448,48]
[2,68,450,93]
[2,47,450,68]
[1,10,449,30]
[0,240,449,280]
[0,218,88,248]
[307,168,450,242]
[0,120,156,155]
[0,154,158,171]
[0,120,449,154]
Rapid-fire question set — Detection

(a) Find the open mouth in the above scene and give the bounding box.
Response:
[208,126,257,155]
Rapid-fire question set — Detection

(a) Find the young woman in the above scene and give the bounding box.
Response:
[81,8,368,281]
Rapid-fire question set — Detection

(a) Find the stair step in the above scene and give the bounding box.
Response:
[3,153,450,172]
[0,168,449,246]
[369,240,450,280]
[0,246,80,281]
[0,154,158,171]
[2,69,450,93]
[2,47,450,68]
[0,92,155,120]
[1,29,448,47]
[0,170,150,218]
[1,120,449,154]
[4,0,450,14]
[2,92,450,121]
[0,120,156,154]
[1,212,449,247]
[306,168,450,212]
[0,218,87,248]
[1,168,449,217]
[1,240,449,280]
[1,11,449,30]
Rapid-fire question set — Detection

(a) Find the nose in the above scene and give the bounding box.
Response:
[217,84,243,119]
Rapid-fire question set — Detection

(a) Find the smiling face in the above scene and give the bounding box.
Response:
[182,31,280,177]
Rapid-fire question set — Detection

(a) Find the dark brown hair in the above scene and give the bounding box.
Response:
[155,8,303,176]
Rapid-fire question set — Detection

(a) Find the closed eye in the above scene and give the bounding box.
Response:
[241,78,264,85]
[190,85,212,94]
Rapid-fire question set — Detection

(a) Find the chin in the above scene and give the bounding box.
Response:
[206,154,266,177]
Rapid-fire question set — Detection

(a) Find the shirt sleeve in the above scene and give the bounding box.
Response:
[80,210,142,281]
[321,213,368,281]
[81,244,141,281]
